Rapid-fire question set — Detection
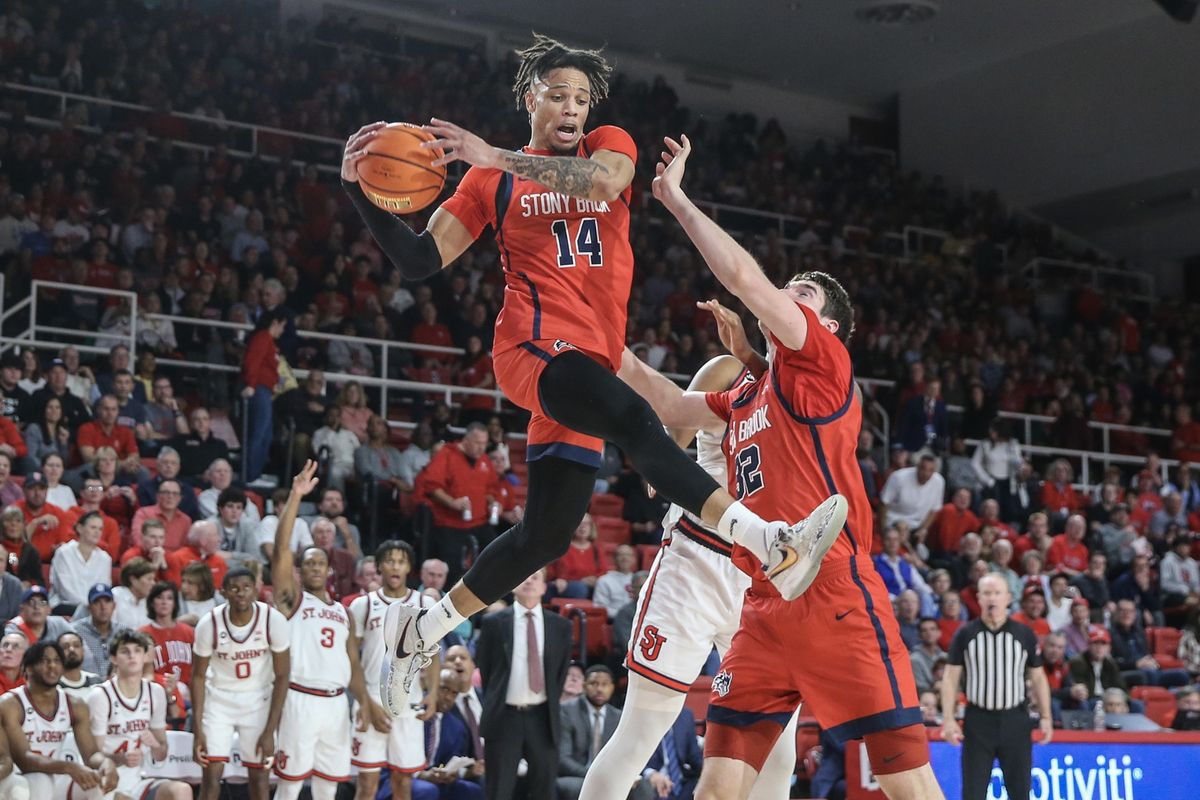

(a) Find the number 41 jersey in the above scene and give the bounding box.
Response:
[440,126,638,371]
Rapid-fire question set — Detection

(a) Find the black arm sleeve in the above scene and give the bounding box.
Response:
[341,178,444,280]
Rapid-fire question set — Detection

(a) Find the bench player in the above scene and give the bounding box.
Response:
[191,568,291,800]
[617,136,943,800]
[341,34,846,710]
[87,630,191,800]
[272,460,387,800]
[582,346,799,800]
[350,539,440,800]
[0,641,118,799]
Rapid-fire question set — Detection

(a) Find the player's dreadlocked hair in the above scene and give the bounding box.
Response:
[512,33,613,110]
[788,271,856,344]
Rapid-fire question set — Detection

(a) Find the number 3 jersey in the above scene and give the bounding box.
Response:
[704,302,873,596]
[193,601,290,693]
[287,591,351,691]
[439,126,638,371]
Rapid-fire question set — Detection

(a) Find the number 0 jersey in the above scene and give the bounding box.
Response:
[439,126,637,370]
[705,302,872,596]
[193,601,290,693]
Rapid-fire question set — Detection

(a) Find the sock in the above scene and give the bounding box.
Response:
[416,594,467,644]
[272,780,302,800]
[717,501,773,564]
[311,777,338,800]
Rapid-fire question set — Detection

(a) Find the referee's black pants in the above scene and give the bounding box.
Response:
[961,705,1032,800]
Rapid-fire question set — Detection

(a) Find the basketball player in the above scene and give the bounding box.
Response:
[87,630,191,800]
[342,34,845,712]
[0,725,21,800]
[272,460,387,800]
[349,539,440,800]
[582,348,797,800]
[616,136,943,799]
[0,641,118,800]
[191,568,291,800]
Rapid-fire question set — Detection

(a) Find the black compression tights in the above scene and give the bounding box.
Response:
[463,351,721,603]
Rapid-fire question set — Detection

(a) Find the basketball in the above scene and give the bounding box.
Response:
[356,123,446,214]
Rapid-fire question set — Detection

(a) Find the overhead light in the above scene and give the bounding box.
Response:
[855,0,940,25]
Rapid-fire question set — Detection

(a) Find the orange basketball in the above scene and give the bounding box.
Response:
[357,123,446,214]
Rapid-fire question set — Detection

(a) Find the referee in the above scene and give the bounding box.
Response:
[941,574,1053,799]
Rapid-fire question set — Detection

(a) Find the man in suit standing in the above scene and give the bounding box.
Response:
[557,665,622,799]
[476,569,571,800]
[641,707,703,800]
[413,668,485,800]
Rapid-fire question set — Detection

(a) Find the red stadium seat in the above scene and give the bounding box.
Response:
[1148,626,1184,669]
[594,517,631,545]
[559,602,610,661]
[1130,686,1176,728]
[589,494,625,519]
[636,544,660,571]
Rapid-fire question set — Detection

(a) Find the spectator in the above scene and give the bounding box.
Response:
[112,557,155,630]
[0,564,21,622]
[76,394,143,478]
[354,413,409,490]
[1,504,42,585]
[894,589,922,650]
[274,368,328,463]
[420,559,451,596]
[880,453,945,533]
[143,375,189,444]
[56,630,102,700]
[28,357,90,430]
[0,409,29,473]
[1110,554,1163,628]
[258,488,313,563]
[946,532,984,590]
[16,350,41,396]
[987,539,1022,604]
[305,487,362,557]
[641,707,704,800]
[138,581,195,701]
[1041,459,1084,529]
[72,583,121,678]
[1067,625,1127,702]
[1172,404,1200,463]
[1011,585,1051,640]
[206,487,262,571]
[561,662,585,705]
[1160,533,1200,608]
[196,458,260,525]
[333,380,372,444]
[896,377,948,454]
[556,665,622,800]
[130,479,192,550]
[65,477,123,561]
[959,559,993,618]
[165,521,228,592]
[5,585,72,643]
[910,617,947,692]
[0,453,21,507]
[411,302,455,365]
[57,347,94,406]
[1129,472,1164,534]
[1150,492,1189,539]
[312,406,359,490]
[412,668,485,799]
[1012,511,1051,568]
[1071,552,1115,621]
[168,407,230,480]
[1062,599,1093,657]
[1047,514,1090,576]
[15,471,71,561]
[109,369,151,443]
[0,352,31,425]
[1041,632,1088,714]
[1096,503,1142,574]
[421,423,505,585]
[1045,573,1075,631]
[547,514,604,600]
[39,453,75,510]
[976,498,1016,542]
[48,511,112,613]
[398,422,436,490]
[971,420,1023,520]
[593,544,638,620]
[457,335,497,425]
[936,591,964,651]
[873,526,933,605]
[1173,687,1200,731]
[239,309,286,482]
[135,447,199,519]
[1108,599,1191,688]
[1019,551,1050,595]
[120,517,169,577]
[310,517,357,600]
[0,633,26,694]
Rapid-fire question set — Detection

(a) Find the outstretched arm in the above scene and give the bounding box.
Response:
[697,299,769,379]
[618,349,724,433]
[653,136,809,352]
[667,354,746,448]
[272,459,320,617]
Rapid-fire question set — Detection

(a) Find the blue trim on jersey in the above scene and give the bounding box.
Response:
[771,370,855,425]
[707,706,794,729]
[518,341,553,363]
[525,442,602,468]
[825,706,923,745]
[807,425,857,555]
[730,379,760,410]
[493,172,515,273]
[515,271,543,339]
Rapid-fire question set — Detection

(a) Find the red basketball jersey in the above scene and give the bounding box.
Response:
[706,303,872,597]
[439,126,637,369]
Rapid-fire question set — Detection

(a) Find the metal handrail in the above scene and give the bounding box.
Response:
[1021,257,1154,301]
[963,438,1176,491]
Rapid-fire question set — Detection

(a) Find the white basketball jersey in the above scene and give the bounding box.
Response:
[15,686,73,759]
[87,679,166,788]
[662,390,737,534]
[288,591,351,690]
[194,601,289,693]
[350,589,431,709]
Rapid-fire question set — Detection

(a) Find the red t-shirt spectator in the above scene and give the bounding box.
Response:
[140,621,195,688]
[130,506,192,551]
[77,420,138,461]
[15,500,71,561]
[1046,534,1089,573]
[241,329,278,391]
[164,547,227,588]
[422,441,504,530]
[1130,491,1164,533]
[1040,482,1084,517]
[938,619,962,652]
[458,354,495,411]
[929,504,981,555]
[1012,613,1051,640]
[0,672,24,694]
[62,506,122,560]
[1174,420,1200,463]
[411,321,455,364]
[0,418,28,459]
[547,543,605,583]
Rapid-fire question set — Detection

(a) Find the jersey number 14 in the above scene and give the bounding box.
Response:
[551,218,603,267]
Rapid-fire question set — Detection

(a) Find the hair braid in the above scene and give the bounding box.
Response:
[512,33,612,110]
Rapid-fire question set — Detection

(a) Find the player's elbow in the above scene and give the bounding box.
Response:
[590,179,624,203]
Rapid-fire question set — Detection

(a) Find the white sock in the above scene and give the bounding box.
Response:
[311,776,339,800]
[273,780,303,800]
[416,594,467,643]
[716,501,773,564]
[579,674,685,800]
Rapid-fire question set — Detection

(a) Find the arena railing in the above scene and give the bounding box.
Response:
[1021,257,1155,304]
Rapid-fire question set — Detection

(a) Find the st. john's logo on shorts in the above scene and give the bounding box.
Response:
[711,670,733,698]
[637,625,667,661]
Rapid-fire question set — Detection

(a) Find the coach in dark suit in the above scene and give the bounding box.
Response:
[557,665,622,799]
[413,669,484,800]
[476,569,572,800]
[642,707,704,800]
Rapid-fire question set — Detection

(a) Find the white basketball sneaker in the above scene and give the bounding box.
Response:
[380,603,439,716]
[763,494,848,600]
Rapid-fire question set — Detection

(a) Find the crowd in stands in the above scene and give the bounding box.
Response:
[0,6,1198,795]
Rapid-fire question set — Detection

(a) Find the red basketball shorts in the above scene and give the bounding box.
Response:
[705,555,923,770]
[492,339,606,468]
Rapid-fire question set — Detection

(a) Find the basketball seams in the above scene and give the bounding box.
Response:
[361,151,447,181]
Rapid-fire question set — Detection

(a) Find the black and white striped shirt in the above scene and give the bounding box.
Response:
[947,618,1041,710]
